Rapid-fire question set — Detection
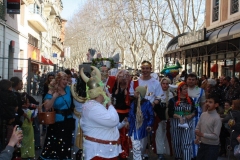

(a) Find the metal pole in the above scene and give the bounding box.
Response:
[27,58,32,94]
[2,19,6,79]
[233,57,236,77]
[54,64,56,73]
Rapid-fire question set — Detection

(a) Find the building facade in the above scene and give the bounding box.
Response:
[0,0,65,83]
[164,0,240,79]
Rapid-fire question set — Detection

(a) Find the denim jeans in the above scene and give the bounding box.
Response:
[197,143,219,160]
[33,117,40,146]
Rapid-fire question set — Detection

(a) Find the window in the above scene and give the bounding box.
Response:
[28,34,38,47]
[231,0,239,14]
[212,0,219,22]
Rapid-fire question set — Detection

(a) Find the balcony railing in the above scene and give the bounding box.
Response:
[44,0,62,7]
[29,8,47,24]
[52,36,63,51]
[0,0,5,20]
[213,5,219,22]
[231,0,239,14]
[28,8,47,32]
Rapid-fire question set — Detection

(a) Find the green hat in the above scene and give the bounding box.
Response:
[135,86,147,98]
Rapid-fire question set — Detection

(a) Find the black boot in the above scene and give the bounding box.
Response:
[76,149,83,160]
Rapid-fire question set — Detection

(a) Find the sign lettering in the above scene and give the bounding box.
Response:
[178,28,206,47]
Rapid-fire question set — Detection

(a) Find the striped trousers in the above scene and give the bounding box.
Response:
[171,120,192,160]
[131,136,148,160]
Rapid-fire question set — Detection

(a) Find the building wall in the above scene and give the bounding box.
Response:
[60,20,67,43]
[0,0,65,80]
[0,22,20,79]
[221,0,228,22]
[206,0,240,30]
[205,0,211,28]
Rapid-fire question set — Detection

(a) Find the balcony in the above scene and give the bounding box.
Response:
[0,0,5,20]
[28,9,47,32]
[43,0,61,16]
[52,36,63,51]
[22,0,35,4]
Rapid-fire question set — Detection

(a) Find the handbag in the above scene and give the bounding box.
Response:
[38,103,55,125]
[234,144,240,158]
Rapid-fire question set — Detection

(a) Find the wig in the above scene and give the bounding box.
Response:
[48,72,67,92]
[175,81,192,106]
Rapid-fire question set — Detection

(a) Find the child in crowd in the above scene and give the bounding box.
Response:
[195,95,222,160]
[20,94,39,159]
[126,86,154,160]
[221,100,232,118]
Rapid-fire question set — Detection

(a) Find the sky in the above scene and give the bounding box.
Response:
[61,0,86,20]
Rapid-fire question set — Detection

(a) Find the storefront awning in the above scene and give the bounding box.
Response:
[165,21,240,55]
[211,64,218,72]
[48,59,54,65]
[41,56,54,66]
[41,56,49,65]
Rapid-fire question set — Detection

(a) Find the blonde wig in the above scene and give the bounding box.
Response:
[48,72,67,92]
[135,86,147,129]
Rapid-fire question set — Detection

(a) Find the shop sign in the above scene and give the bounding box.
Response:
[178,28,206,47]
[13,70,22,79]
[7,0,20,14]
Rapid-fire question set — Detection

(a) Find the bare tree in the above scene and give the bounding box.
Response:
[63,0,205,71]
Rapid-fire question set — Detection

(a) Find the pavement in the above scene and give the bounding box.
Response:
[29,95,236,160]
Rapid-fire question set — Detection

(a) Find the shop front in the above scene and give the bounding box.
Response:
[164,21,240,78]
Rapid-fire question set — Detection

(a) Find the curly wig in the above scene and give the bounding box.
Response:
[48,72,67,92]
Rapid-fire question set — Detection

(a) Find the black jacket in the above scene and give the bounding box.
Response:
[222,110,240,147]
[0,90,18,122]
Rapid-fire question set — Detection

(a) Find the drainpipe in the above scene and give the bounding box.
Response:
[1,22,6,78]
[1,0,6,78]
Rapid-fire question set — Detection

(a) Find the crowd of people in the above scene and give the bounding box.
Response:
[0,60,240,160]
